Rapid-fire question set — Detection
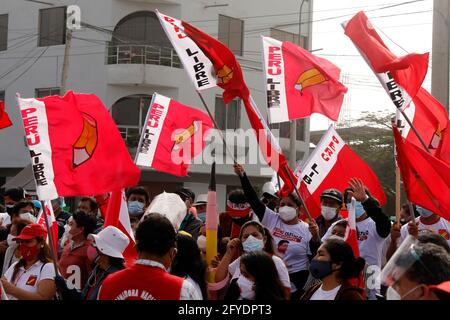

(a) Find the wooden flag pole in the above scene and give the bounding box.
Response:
[40,201,60,278]
[283,165,313,221]
[395,166,401,228]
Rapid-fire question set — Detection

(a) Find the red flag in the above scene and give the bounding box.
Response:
[344,11,429,103]
[0,100,12,129]
[262,36,347,123]
[345,198,364,288]
[36,200,59,256]
[297,126,386,218]
[135,93,213,177]
[393,127,450,220]
[104,189,137,264]
[17,91,140,201]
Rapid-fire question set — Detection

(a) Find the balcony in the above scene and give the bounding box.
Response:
[105,44,184,87]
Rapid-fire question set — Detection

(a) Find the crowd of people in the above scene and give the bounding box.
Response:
[0,163,449,301]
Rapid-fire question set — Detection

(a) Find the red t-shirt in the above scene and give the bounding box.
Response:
[98,263,184,300]
[59,240,93,290]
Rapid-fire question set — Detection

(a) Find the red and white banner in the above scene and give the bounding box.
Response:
[297,126,386,218]
[135,93,213,177]
[36,200,59,256]
[17,91,141,201]
[262,36,347,123]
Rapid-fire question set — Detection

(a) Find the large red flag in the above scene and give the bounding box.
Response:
[344,11,429,107]
[393,127,450,220]
[0,100,12,129]
[104,189,137,264]
[262,36,347,123]
[17,91,141,201]
[135,93,213,177]
[297,126,386,218]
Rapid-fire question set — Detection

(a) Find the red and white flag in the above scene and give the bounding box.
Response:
[104,189,137,264]
[345,197,364,288]
[0,100,12,129]
[135,93,213,177]
[36,200,59,256]
[262,36,347,123]
[17,91,141,201]
[297,126,386,218]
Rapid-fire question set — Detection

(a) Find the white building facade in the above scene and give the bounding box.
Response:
[0,0,313,211]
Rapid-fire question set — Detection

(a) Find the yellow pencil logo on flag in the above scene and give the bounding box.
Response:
[73,113,98,168]
[217,65,233,84]
[172,121,199,151]
[429,124,442,149]
[294,68,327,92]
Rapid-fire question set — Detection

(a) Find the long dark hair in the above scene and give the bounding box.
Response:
[323,238,365,281]
[240,251,285,300]
[11,237,53,283]
[171,233,208,299]
[239,221,275,254]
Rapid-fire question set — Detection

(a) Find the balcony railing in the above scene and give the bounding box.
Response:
[106,44,182,68]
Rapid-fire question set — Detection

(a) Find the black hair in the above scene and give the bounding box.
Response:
[285,193,302,207]
[79,197,98,213]
[175,188,195,203]
[126,187,150,204]
[72,210,97,237]
[334,220,348,229]
[107,256,126,270]
[4,188,25,202]
[418,231,450,254]
[228,189,247,204]
[136,213,176,256]
[396,242,450,286]
[240,251,285,300]
[171,233,208,299]
[402,203,419,217]
[323,238,366,281]
[11,200,36,216]
[278,240,289,246]
[239,221,274,254]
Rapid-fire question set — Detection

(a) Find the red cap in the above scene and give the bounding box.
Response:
[13,223,47,241]
[429,281,450,295]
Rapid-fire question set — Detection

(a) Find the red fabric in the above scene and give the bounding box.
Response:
[182,21,250,103]
[98,264,184,300]
[150,99,213,177]
[0,100,12,129]
[281,42,347,121]
[104,190,137,264]
[36,203,59,256]
[344,11,429,100]
[59,240,93,290]
[36,91,140,196]
[393,127,450,220]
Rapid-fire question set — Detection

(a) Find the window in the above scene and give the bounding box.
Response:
[270,119,305,141]
[0,90,5,101]
[215,96,241,130]
[218,15,243,56]
[270,28,308,48]
[35,87,61,98]
[0,14,8,51]
[38,7,66,47]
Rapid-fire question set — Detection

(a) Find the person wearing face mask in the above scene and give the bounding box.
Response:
[177,188,203,241]
[192,194,208,223]
[234,164,320,299]
[98,213,202,300]
[0,224,56,300]
[1,221,30,277]
[300,238,366,300]
[3,188,25,216]
[77,197,103,234]
[51,197,72,240]
[58,211,97,291]
[260,182,280,212]
[383,242,450,300]
[9,201,38,225]
[215,221,291,300]
[126,187,150,234]
[54,226,129,300]
[316,189,343,238]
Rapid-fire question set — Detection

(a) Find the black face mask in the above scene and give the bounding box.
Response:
[6,205,14,216]
[309,259,334,280]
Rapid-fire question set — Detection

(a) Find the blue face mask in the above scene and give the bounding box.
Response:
[128,201,144,216]
[416,206,434,218]
[198,212,206,223]
[242,235,264,252]
[355,201,365,219]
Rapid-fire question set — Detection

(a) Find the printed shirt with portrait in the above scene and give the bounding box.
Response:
[400,217,450,245]
[4,260,55,300]
[262,208,312,273]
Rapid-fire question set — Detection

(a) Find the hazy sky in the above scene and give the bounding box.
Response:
[310,0,433,131]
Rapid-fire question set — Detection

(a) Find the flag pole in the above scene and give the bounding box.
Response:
[196,92,238,164]
[283,164,313,221]
[40,201,60,278]
[397,109,431,154]
[395,166,401,227]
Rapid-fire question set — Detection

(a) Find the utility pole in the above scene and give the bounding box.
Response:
[61,12,74,95]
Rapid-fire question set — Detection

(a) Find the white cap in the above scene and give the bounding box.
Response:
[142,192,187,231]
[193,194,208,206]
[88,226,130,259]
[262,182,278,198]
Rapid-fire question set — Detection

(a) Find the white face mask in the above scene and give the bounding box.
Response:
[19,212,36,223]
[242,235,264,252]
[321,206,337,221]
[196,235,206,251]
[7,234,15,246]
[237,276,255,300]
[386,285,421,300]
[278,206,297,222]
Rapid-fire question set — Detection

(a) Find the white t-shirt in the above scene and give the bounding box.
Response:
[228,254,291,290]
[3,260,56,300]
[0,212,10,227]
[400,217,450,245]
[322,217,387,268]
[185,276,203,300]
[310,284,341,300]
[262,208,312,273]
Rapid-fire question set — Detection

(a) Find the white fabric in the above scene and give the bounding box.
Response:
[3,260,55,300]
[0,212,11,227]
[142,192,186,231]
[88,226,129,259]
[185,276,203,300]
[262,208,312,273]
[310,284,341,300]
[229,255,291,290]
[1,243,19,277]
[400,217,450,245]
